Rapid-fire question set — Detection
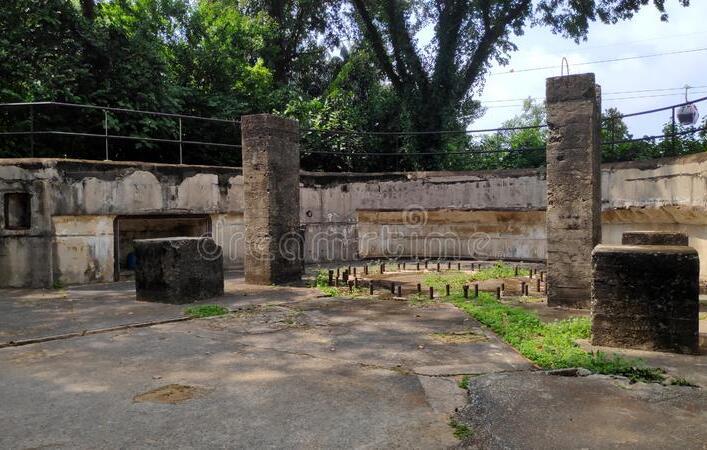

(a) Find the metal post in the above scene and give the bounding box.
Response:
[103,109,109,161]
[671,107,677,155]
[179,117,183,164]
[29,105,35,157]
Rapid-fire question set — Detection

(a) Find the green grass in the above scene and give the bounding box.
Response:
[314,270,368,298]
[184,304,229,318]
[458,375,471,390]
[424,262,529,292]
[448,417,473,440]
[427,265,666,384]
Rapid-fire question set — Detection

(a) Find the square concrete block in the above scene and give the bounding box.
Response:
[134,237,224,304]
[591,245,699,354]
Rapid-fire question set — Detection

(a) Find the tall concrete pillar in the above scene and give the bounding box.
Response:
[242,114,303,284]
[545,74,602,308]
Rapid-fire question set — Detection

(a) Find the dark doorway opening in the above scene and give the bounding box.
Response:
[114,215,211,281]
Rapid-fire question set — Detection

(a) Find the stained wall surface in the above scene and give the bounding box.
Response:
[1,152,705,289]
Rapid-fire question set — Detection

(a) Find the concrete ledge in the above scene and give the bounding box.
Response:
[622,231,689,246]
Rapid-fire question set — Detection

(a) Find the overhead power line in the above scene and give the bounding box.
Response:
[481,85,707,104]
[482,89,707,110]
[490,47,707,75]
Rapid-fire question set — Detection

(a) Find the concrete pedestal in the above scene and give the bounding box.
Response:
[134,237,224,304]
[591,244,699,354]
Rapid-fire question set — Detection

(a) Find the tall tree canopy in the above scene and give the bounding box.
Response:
[348,0,690,155]
[0,0,700,170]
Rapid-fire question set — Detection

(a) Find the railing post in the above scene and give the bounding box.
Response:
[29,105,34,157]
[103,109,109,161]
[671,107,677,155]
[179,117,183,164]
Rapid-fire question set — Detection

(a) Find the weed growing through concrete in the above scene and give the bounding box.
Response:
[448,417,473,440]
[425,266,666,384]
[458,375,471,390]
[184,304,229,318]
[670,376,698,387]
[407,293,435,306]
[314,270,369,298]
[424,263,529,291]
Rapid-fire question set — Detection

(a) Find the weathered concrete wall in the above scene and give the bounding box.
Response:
[355,209,545,261]
[300,152,706,289]
[299,169,547,263]
[1,152,705,289]
[0,159,244,287]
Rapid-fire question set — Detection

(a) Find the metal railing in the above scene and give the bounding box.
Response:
[0,101,241,164]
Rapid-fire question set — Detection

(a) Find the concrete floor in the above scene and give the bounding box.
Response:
[455,372,707,449]
[0,273,313,344]
[0,279,530,449]
[1,268,706,449]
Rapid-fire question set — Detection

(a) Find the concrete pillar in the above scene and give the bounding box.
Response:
[241,114,303,284]
[545,73,602,308]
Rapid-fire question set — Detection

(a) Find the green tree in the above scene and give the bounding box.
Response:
[240,0,342,90]
[458,98,546,170]
[348,0,690,167]
[285,48,406,172]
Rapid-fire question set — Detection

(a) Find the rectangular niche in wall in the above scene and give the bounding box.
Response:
[4,193,31,230]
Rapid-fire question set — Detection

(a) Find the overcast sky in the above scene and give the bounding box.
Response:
[471,1,706,137]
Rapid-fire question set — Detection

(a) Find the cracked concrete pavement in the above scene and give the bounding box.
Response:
[0,282,531,449]
[3,274,705,449]
[454,372,707,450]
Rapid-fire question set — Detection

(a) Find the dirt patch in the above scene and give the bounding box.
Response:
[430,331,487,344]
[133,384,208,404]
